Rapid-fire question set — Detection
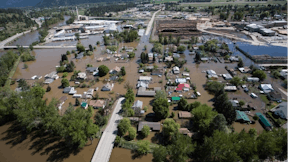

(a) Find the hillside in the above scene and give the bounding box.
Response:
[36,0,134,7]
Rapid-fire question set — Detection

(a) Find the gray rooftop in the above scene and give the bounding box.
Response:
[138,121,161,131]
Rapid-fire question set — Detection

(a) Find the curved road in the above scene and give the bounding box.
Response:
[91,97,125,162]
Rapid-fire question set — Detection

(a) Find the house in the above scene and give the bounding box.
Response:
[77,72,87,79]
[236,110,250,123]
[229,100,240,107]
[238,67,251,73]
[82,92,93,99]
[267,91,282,101]
[110,75,118,81]
[179,128,193,137]
[247,77,259,82]
[139,76,152,82]
[256,112,272,130]
[132,100,143,110]
[86,67,98,73]
[280,69,288,79]
[114,54,122,58]
[57,96,68,110]
[222,74,233,80]
[45,71,59,80]
[101,83,114,91]
[148,53,153,61]
[76,52,84,59]
[177,83,190,92]
[182,72,190,77]
[175,78,187,84]
[81,102,88,109]
[259,84,274,93]
[44,78,54,84]
[63,87,76,94]
[138,121,161,131]
[151,69,163,76]
[110,66,121,74]
[73,94,82,98]
[165,56,173,62]
[178,111,193,119]
[224,86,237,91]
[89,100,106,109]
[271,102,287,119]
[137,81,149,88]
[137,87,156,97]
[173,66,180,74]
[229,69,237,76]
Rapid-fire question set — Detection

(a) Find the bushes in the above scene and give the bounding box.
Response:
[128,52,135,58]
[98,65,109,77]
[21,52,35,62]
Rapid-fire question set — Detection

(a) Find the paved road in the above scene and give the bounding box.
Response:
[91,97,125,162]
[145,9,161,36]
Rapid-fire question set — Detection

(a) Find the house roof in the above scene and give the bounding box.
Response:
[173,66,180,71]
[175,87,182,91]
[81,102,88,107]
[223,74,232,80]
[139,76,152,81]
[236,110,250,122]
[90,100,105,107]
[178,111,192,118]
[178,83,190,89]
[138,121,161,131]
[272,102,287,119]
[268,91,282,99]
[102,83,113,90]
[172,96,181,101]
[260,84,274,92]
[206,70,216,75]
[137,88,156,96]
[175,78,187,83]
[86,67,98,72]
[113,66,121,72]
[132,100,143,108]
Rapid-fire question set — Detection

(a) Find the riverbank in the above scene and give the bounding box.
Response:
[4,54,21,88]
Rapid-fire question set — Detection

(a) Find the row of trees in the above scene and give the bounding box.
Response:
[0,51,19,87]
[0,88,99,148]
[121,88,135,117]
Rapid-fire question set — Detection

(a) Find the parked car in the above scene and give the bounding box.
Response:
[244,87,249,92]
[250,93,258,98]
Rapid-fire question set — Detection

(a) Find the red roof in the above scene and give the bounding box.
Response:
[175,88,182,91]
[178,83,190,89]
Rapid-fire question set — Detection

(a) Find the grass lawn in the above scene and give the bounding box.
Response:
[259,94,279,110]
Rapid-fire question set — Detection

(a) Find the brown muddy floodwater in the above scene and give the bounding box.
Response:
[110,148,153,162]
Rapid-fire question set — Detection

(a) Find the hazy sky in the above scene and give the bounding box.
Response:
[0,0,41,8]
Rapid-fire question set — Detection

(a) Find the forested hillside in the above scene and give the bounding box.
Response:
[85,2,136,16]
[36,0,134,7]
[0,9,36,41]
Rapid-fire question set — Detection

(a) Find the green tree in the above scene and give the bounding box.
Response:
[153,145,168,162]
[98,65,109,77]
[209,114,227,133]
[271,70,281,79]
[46,85,51,92]
[239,100,245,107]
[230,76,243,87]
[136,140,150,155]
[152,43,163,54]
[164,36,168,45]
[162,119,180,138]
[24,63,28,69]
[153,98,169,119]
[176,36,180,46]
[117,118,131,136]
[253,70,266,81]
[141,125,150,137]
[89,44,93,51]
[237,130,258,161]
[237,58,244,67]
[127,52,135,58]
[75,33,80,41]
[66,50,71,55]
[158,33,163,44]
[186,101,201,111]
[192,104,217,134]
[206,81,225,94]
[62,72,68,78]
[76,43,85,52]
[168,133,194,162]
[94,112,108,126]
[120,66,126,76]
[177,98,188,110]
[96,41,100,45]
[177,45,186,53]
[75,98,80,106]
[128,127,136,140]
[31,86,45,98]
[29,44,33,51]
[154,90,167,100]
[61,78,69,88]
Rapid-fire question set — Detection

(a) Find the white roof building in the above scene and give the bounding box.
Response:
[139,76,152,82]
[259,84,274,93]
[173,66,180,74]
[175,78,187,84]
[77,72,87,79]
[206,70,216,75]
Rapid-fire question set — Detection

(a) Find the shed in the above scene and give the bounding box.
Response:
[256,112,272,130]
[89,100,106,109]
[247,77,259,82]
[81,102,88,109]
[172,96,181,102]
[224,86,237,91]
